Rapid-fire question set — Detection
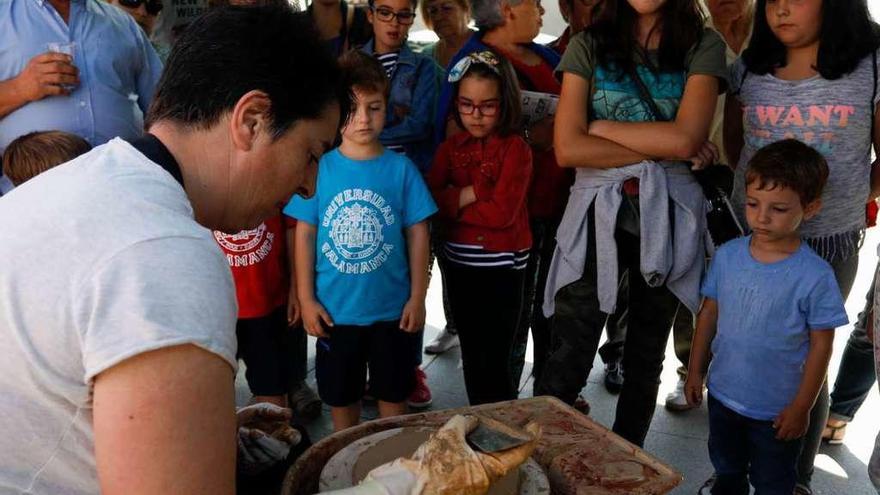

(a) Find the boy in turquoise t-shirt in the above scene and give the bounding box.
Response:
[685,140,848,494]
[285,51,436,432]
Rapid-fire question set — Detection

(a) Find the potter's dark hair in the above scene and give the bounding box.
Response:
[146,6,351,138]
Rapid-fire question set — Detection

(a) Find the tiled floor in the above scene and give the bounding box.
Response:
[236,228,880,494]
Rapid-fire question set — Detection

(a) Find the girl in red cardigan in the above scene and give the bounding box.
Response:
[426,51,532,405]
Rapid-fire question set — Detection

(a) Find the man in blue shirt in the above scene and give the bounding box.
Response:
[0,0,163,192]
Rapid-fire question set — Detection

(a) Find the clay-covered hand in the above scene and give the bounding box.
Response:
[236,403,300,475]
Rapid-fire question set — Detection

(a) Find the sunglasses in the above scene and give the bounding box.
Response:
[457,98,500,116]
[118,0,164,15]
[371,6,416,24]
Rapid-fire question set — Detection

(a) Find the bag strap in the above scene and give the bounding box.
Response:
[621,55,668,123]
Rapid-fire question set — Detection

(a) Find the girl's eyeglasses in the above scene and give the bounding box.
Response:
[457,98,500,116]
[118,0,163,14]
[371,6,416,24]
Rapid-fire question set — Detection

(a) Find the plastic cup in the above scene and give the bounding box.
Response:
[46,41,76,59]
[46,42,77,91]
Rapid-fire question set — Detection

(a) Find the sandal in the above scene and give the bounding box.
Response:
[822,421,847,445]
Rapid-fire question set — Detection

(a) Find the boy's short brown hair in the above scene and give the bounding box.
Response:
[337,50,390,100]
[2,131,92,186]
[745,139,829,206]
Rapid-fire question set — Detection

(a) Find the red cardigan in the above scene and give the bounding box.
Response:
[427,132,533,252]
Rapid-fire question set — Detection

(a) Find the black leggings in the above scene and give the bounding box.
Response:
[445,262,525,405]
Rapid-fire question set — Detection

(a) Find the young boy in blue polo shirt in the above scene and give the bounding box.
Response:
[685,139,848,494]
[286,50,436,432]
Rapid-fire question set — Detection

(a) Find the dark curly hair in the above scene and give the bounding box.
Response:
[743,0,880,79]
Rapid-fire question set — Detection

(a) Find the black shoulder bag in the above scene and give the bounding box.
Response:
[623,60,744,247]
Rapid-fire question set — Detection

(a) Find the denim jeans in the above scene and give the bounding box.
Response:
[708,394,802,495]
[868,262,880,494]
[828,273,877,422]
[536,208,681,447]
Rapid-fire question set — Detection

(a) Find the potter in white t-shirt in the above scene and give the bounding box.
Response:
[0,138,237,493]
[0,6,349,493]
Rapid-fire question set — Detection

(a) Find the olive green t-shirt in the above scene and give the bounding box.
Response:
[557,28,728,122]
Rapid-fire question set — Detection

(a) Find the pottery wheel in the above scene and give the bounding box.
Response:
[319,427,549,494]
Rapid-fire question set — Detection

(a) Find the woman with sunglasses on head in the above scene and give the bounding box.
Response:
[108,0,170,61]
[108,0,163,35]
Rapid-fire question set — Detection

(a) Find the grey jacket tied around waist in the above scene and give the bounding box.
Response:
[542,160,709,317]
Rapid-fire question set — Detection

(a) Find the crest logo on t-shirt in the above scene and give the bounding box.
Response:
[321,188,395,274]
[330,204,384,260]
[214,223,275,267]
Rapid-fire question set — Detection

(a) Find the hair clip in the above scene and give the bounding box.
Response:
[448,50,502,83]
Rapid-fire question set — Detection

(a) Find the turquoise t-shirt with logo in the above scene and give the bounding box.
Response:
[284,148,437,325]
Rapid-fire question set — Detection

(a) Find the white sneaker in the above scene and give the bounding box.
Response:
[425,327,460,354]
[664,377,697,412]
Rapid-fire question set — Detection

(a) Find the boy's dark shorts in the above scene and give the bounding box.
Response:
[236,305,293,396]
[315,320,422,407]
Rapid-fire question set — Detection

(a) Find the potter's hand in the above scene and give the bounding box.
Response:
[236,403,300,475]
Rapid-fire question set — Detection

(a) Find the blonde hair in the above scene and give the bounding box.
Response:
[2,131,91,186]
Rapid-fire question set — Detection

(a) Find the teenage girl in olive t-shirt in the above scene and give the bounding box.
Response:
[536,0,727,448]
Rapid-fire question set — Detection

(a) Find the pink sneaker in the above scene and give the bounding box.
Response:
[408,367,433,409]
